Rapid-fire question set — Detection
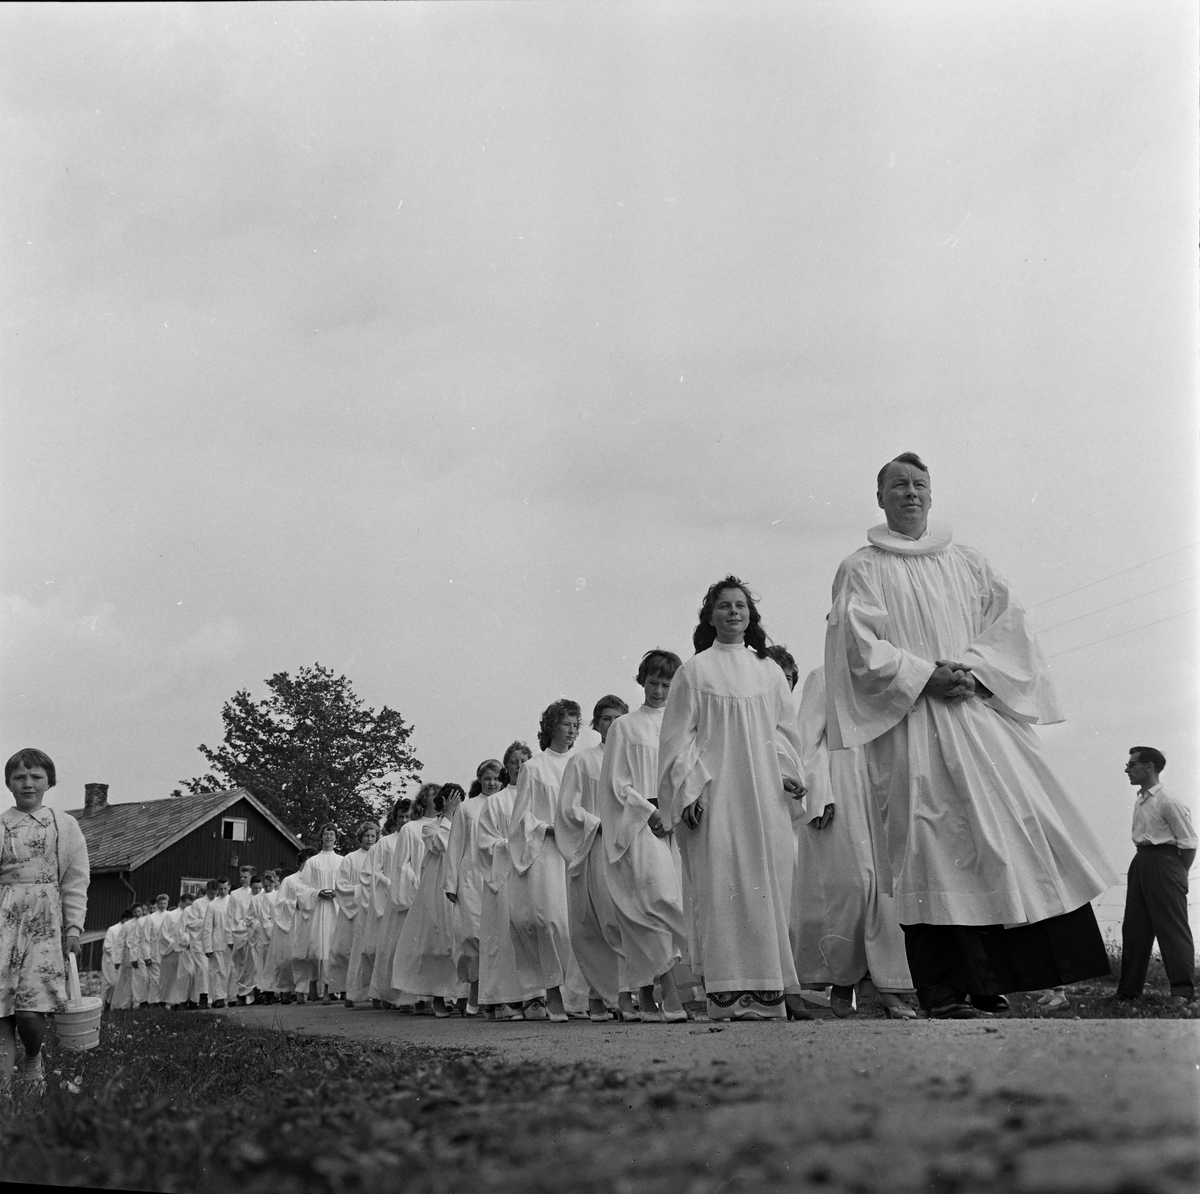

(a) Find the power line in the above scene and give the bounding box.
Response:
[1037,575,1199,634]
[1026,541,1200,611]
[1044,607,1198,660]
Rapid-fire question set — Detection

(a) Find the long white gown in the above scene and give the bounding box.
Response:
[824,522,1117,927]
[507,750,590,1011]
[556,743,625,1005]
[371,817,434,1003]
[598,705,686,990]
[658,642,805,995]
[791,667,913,991]
[444,796,488,984]
[476,788,543,1006]
[298,848,344,988]
[350,833,395,1002]
[329,847,371,993]
[392,817,470,1001]
[269,873,316,994]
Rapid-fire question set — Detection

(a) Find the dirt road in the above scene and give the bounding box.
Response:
[224,1003,1198,1193]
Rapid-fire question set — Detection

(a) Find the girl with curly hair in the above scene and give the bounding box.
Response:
[658,577,809,1021]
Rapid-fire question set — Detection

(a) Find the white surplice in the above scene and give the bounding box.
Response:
[298,848,344,988]
[392,817,469,1000]
[824,521,1117,926]
[372,817,434,1003]
[507,749,581,993]
[792,667,912,991]
[269,872,316,994]
[444,796,488,984]
[599,705,685,990]
[329,847,371,993]
[476,787,543,1006]
[556,743,625,1004]
[658,642,805,994]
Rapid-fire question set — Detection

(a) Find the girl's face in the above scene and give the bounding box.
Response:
[479,769,504,796]
[643,673,672,709]
[360,826,379,849]
[8,762,49,812]
[709,587,750,645]
[550,715,580,754]
[321,828,338,851]
[506,751,530,784]
[595,707,623,744]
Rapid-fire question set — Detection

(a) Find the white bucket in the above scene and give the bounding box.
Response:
[55,955,103,1051]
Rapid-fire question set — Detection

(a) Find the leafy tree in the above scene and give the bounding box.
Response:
[175,664,422,847]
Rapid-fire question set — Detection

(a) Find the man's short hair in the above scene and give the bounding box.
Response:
[876,452,929,492]
[206,879,221,894]
[1130,746,1166,773]
[156,893,169,903]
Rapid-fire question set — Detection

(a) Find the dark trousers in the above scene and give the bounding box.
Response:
[1118,845,1195,998]
[902,903,1111,1010]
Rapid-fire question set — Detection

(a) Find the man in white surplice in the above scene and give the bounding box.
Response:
[824,452,1117,1018]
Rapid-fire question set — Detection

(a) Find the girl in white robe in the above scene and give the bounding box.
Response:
[444,761,505,1013]
[347,798,409,1007]
[658,575,807,1021]
[477,743,545,1018]
[268,852,316,1002]
[791,666,916,1018]
[298,826,344,1002]
[249,873,278,1001]
[393,785,470,1013]
[507,701,584,1022]
[371,785,440,1008]
[330,822,378,1002]
[556,696,629,1021]
[158,897,192,1007]
[600,653,689,1022]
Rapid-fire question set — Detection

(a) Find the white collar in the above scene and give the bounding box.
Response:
[867,521,954,556]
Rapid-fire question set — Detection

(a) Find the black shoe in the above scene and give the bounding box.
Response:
[970,994,1009,1014]
[927,998,981,1019]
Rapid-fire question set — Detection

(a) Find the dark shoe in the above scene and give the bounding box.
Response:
[784,994,815,1021]
[236,995,247,1006]
[831,985,856,1018]
[212,999,227,1009]
[927,998,981,1019]
[970,994,1009,1014]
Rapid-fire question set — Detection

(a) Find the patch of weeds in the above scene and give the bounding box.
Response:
[0,1009,757,1193]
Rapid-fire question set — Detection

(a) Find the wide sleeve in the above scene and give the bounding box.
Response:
[824,553,936,750]
[794,668,834,823]
[508,764,550,876]
[555,755,598,874]
[958,554,1063,725]
[657,662,711,830]
[334,854,361,919]
[476,799,512,893]
[422,819,449,859]
[601,721,657,863]
[56,813,90,935]
[443,807,469,897]
[201,903,216,953]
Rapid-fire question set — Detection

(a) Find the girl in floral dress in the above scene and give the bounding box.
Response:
[1,748,90,1095]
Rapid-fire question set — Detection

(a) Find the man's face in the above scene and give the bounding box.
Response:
[321,828,338,851]
[1125,754,1154,788]
[262,874,276,892]
[218,882,230,898]
[156,896,169,913]
[251,880,263,895]
[877,462,931,537]
[239,869,253,887]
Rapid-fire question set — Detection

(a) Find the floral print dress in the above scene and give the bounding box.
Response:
[0,807,68,1016]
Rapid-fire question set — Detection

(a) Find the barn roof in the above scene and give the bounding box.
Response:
[66,788,304,872]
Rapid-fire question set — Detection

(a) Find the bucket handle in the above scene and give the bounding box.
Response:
[68,952,82,1005]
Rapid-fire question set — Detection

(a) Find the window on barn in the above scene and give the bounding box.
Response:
[180,877,207,898]
[222,817,247,841]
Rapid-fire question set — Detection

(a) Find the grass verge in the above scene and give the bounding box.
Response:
[1,1009,751,1193]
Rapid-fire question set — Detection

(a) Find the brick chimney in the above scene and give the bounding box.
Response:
[83,783,109,815]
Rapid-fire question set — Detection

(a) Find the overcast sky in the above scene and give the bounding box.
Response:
[2,2,1196,908]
